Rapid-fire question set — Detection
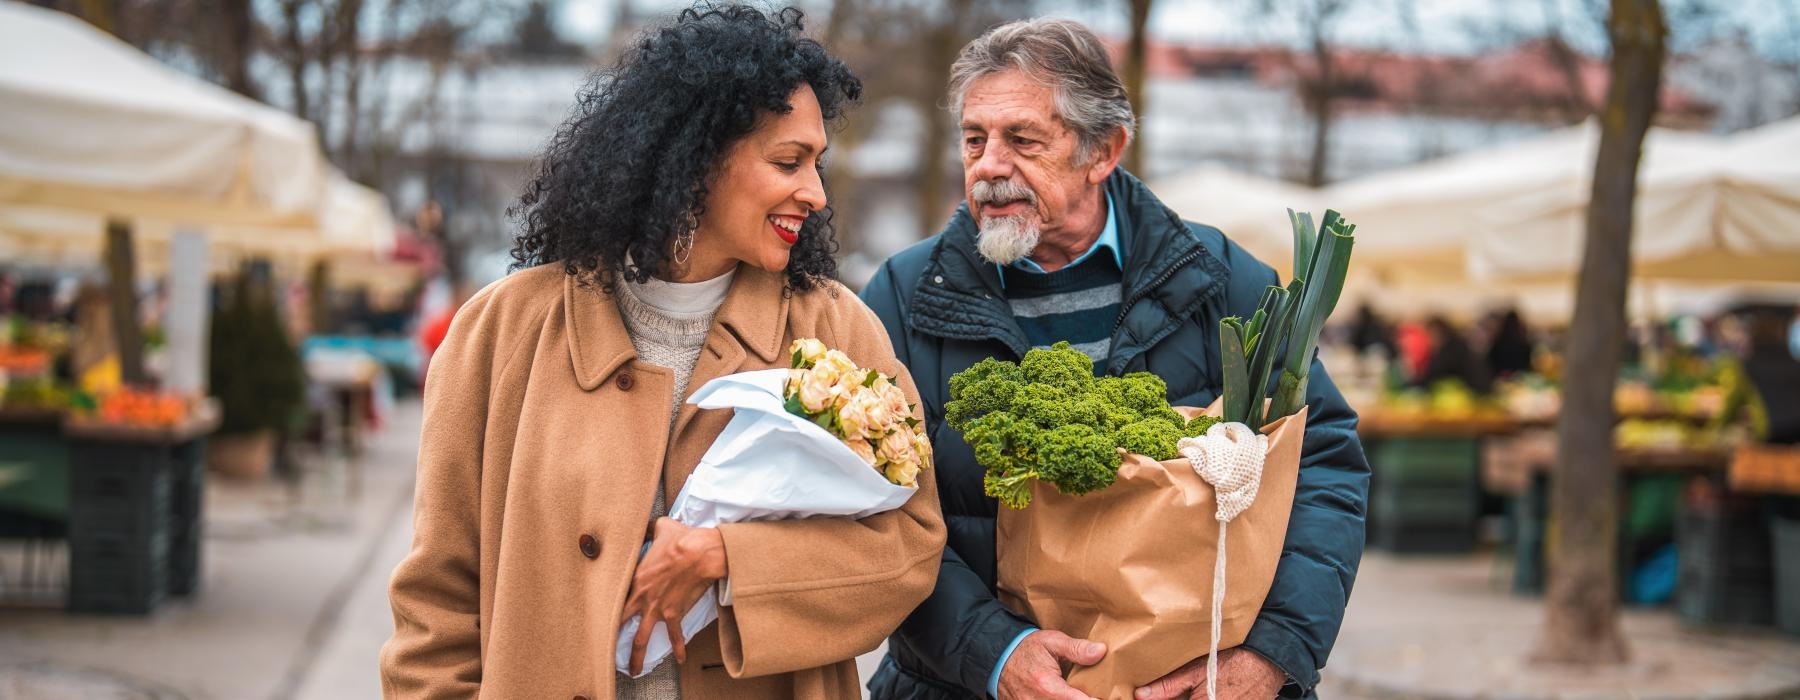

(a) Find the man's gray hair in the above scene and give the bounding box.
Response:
[948,18,1137,163]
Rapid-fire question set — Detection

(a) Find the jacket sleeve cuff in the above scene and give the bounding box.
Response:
[1240,619,1319,697]
[955,605,1037,694]
[987,627,1037,698]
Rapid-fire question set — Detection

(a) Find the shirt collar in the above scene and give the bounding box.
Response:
[997,192,1121,287]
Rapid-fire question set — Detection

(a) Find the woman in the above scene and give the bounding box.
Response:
[379,7,945,698]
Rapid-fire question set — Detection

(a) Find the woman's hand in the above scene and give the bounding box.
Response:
[623,517,729,675]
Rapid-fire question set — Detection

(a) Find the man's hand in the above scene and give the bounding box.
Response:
[1134,647,1286,700]
[997,630,1106,700]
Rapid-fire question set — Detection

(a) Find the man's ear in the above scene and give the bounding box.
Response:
[1086,126,1129,185]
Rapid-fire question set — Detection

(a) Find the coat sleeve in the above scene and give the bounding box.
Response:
[860,262,1038,695]
[1235,272,1372,696]
[712,292,949,679]
[379,288,505,698]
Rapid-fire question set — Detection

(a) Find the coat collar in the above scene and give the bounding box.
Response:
[565,264,791,391]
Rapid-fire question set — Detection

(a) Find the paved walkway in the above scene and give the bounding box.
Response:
[4,398,1799,699]
[0,400,423,700]
[1316,552,1800,700]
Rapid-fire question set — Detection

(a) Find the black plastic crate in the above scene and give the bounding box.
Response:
[1676,488,1774,627]
[1678,571,1774,626]
[166,439,205,596]
[1372,521,1477,553]
[69,560,168,614]
[1772,513,1800,636]
[1367,437,1482,554]
[64,438,188,615]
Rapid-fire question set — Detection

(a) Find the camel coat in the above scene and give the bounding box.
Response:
[379,263,946,699]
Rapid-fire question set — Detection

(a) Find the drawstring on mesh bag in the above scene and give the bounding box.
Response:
[1177,421,1267,700]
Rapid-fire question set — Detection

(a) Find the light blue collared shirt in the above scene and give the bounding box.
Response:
[996,193,1121,288]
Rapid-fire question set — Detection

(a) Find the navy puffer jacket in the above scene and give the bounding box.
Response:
[859,168,1370,699]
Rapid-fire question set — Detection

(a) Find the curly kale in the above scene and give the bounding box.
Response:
[1115,418,1184,461]
[948,341,1199,508]
[946,357,1024,432]
[1183,414,1224,437]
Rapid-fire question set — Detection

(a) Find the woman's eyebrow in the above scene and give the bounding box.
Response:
[772,140,818,154]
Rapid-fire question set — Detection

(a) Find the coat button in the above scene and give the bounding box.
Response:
[579,534,600,559]
[616,372,635,391]
[574,696,589,700]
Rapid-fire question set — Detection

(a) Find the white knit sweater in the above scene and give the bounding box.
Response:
[611,269,733,700]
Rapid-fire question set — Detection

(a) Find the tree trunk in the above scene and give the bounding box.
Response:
[913,0,974,239]
[75,0,115,35]
[104,219,146,386]
[1533,0,1665,666]
[1123,0,1154,176]
[333,0,367,173]
[1304,31,1333,187]
[818,0,866,256]
[213,0,260,100]
[281,0,312,125]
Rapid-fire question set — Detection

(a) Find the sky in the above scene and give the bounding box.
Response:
[551,0,1798,59]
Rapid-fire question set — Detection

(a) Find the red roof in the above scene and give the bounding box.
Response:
[1110,37,1713,124]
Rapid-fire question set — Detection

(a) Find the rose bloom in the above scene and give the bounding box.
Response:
[789,338,828,367]
[911,427,933,468]
[844,435,877,467]
[857,388,896,432]
[837,388,881,440]
[879,382,912,424]
[814,349,857,381]
[797,369,837,413]
[787,367,807,396]
[830,369,873,411]
[876,431,916,467]
[884,455,920,488]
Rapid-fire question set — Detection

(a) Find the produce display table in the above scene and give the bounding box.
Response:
[306,349,385,459]
[61,402,218,614]
[0,408,70,528]
[1507,445,1735,600]
[0,409,70,601]
[1357,412,1519,440]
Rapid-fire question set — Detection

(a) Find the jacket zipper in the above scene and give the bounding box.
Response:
[1113,248,1202,333]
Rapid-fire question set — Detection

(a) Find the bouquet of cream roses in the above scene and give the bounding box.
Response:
[784,338,930,488]
[616,338,930,677]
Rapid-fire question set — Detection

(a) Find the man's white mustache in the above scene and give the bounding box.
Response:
[972,178,1037,208]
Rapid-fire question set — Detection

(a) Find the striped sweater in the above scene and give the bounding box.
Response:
[1000,256,1123,369]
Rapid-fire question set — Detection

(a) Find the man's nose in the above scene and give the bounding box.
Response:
[968,144,1014,183]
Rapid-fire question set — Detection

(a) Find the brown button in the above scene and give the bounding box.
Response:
[578,534,600,559]
[574,696,589,700]
[616,372,635,391]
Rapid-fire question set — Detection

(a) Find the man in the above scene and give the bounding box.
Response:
[860,18,1369,700]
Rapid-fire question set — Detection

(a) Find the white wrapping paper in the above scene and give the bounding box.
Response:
[615,368,919,677]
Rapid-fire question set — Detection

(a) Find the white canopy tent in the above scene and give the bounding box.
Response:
[1152,165,1322,276]
[0,173,397,276]
[1320,122,1724,286]
[0,1,379,393]
[1472,116,1800,283]
[0,0,327,229]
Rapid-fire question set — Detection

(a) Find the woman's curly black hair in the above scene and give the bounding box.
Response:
[509,4,861,291]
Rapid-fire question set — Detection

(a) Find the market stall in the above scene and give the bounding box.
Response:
[0,2,366,614]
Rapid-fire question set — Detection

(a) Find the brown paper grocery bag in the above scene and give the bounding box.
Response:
[996,404,1307,700]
